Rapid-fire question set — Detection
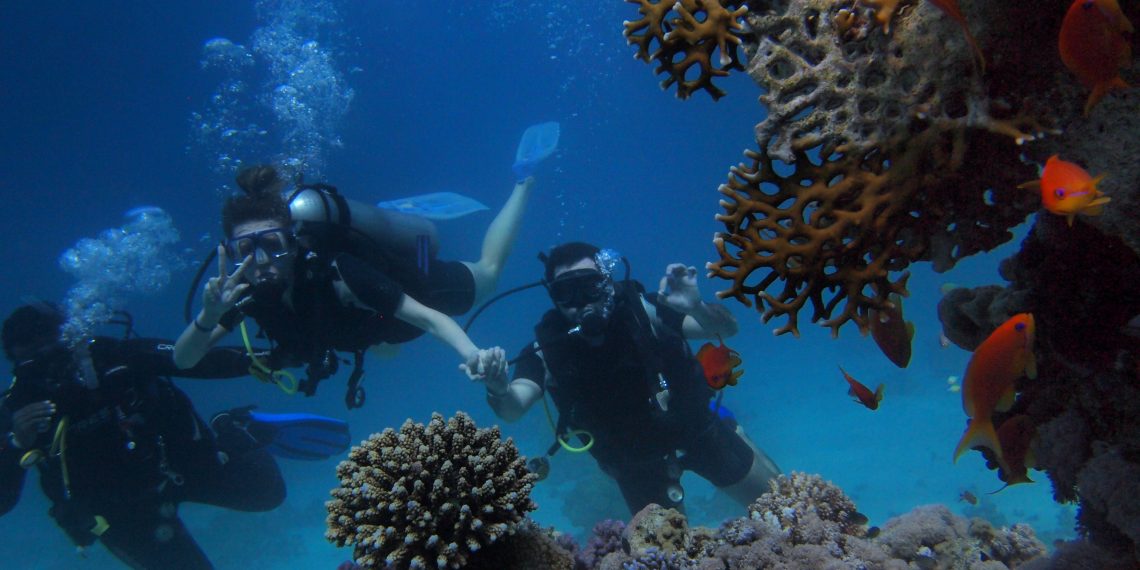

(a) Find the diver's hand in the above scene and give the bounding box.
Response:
[658,263,701,314]
[201,245,253,323]
[460,347,508,384]
[11,401,55,448]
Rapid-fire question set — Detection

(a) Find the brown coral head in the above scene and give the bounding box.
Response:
[325,411,538,569]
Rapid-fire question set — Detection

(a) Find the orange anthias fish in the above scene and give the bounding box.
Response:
[927,0,986,73]
[992,414,1037,490]
[839,366,884,411]
[953,313,1037,464]
[696,336,743,390]
[1018,155,1111,226]
[869,293,915,368]
[1059,0,1135,115]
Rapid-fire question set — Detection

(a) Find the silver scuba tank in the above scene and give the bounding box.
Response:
[286,186,440,260]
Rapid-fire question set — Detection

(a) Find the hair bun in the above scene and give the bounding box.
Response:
[235,165,284,197]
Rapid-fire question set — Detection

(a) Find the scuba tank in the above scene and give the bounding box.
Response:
[286,183,440,265]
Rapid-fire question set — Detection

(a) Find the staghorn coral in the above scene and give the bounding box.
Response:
[704,0,1043,336]
[325,411,537,569]
[623,0,748,100]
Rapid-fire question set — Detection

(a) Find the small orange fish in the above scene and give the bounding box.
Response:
[1018,155,1111,226]
[927,0,986,73]
[959,490,978,505]
[992,414,1037,490]
[839,366,884,410]
[869,293,915,368]
[953,314,1037,464]
[696,336,743,390]
[1059,0,1135,115]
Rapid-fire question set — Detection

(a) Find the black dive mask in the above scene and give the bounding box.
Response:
[548,269,607,308]
[11,341,75,390]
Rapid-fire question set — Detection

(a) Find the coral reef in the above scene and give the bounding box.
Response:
[701,0,1046,336]
[572,474,1048,569]
[747,472,864,546]
[623,0,748,100]
[938,214,1140,560]
[325,411,537,569]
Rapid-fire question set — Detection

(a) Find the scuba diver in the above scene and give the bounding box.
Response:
[476,242,782,515]
[173,162,535,407]
[0,303,348,569]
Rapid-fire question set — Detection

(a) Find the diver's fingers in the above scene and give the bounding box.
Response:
[227,283,250,304]
[217,244,228,279]
[228,255,254,287]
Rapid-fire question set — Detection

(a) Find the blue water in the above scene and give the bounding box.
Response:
[0,2,1072,568]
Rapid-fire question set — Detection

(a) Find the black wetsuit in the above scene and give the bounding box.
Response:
[513,283,755,514]
[220,251,476,381]
[0,338,285,570]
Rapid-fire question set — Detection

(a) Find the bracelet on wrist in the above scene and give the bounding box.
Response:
[193,317,214,334]
[486,384,510,398]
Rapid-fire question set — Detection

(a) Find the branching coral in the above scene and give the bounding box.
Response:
[747,472,865,547]
[704,0,1043,336]
[325,412,537,569]
[623,0,748,100]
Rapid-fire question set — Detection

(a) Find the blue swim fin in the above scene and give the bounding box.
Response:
[247,411,352,461]
[376,191,490,221]
[513,121,560,180]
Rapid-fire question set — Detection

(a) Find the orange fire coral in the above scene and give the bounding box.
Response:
[623,0,748,100]
[703,0,1044,336]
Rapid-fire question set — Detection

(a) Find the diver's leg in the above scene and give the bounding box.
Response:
[200,448,285,511]
[183,439,286,512]
[717,425,780,506]
[463,177,534,304]
[100,513,213,570]
[604,457,686,516]
[686,420,780,507]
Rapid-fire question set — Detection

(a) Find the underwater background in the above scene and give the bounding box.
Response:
[0,1,1077,568]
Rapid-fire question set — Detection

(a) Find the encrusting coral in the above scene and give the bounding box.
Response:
[325,412,537,569]
[569,473,1050,569]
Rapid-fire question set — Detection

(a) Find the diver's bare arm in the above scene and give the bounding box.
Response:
[486,376,542,422]
[173,313,230,369]
[393,294,479,361]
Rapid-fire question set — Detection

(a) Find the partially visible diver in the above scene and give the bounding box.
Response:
[477,242,782,514]
[0,304,286,569]
[174,164,531,406]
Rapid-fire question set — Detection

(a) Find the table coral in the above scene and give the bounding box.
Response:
[623,0,748,100]
[325,411,537,569]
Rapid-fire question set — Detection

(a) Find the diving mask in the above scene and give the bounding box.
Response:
[225,228,295,267]
[548,269,607,308]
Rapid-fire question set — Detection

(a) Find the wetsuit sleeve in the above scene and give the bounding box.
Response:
[0,406,27,516]
[331,253,404,317]
[512,344,546,384]
[116,338,258,379]
[645,292,687,334]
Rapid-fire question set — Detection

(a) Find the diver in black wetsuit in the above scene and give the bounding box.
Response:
[0,304,285,570]
[478,242,782,515]
[173,165,529,407]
